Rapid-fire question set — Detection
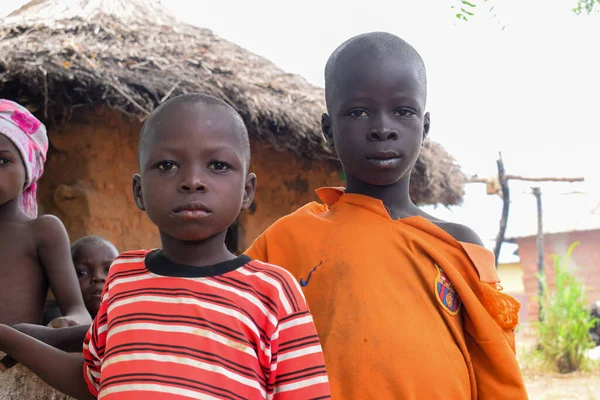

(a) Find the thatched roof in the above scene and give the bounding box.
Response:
[0,0,465,206]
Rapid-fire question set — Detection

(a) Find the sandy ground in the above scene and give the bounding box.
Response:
[525,371,600,400]
[517,323,600,399]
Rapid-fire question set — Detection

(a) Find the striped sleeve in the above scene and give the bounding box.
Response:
[82,279,110,397]
[268,285,330,398]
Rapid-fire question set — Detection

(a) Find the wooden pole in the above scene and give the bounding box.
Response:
[493,153,510,268]
[467,169,582,275]
[467,175,584,183]
[532,187,545,319]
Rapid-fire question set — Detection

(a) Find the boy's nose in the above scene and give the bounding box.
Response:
[368,127,399,142]
[179,176,207,193]
[92,272,106,283]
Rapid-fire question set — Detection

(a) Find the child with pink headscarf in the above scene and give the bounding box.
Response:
[0,99,91,329]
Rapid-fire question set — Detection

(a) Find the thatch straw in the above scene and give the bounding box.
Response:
[0,0,465,205]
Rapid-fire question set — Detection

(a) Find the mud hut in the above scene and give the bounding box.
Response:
[1,0,466,254]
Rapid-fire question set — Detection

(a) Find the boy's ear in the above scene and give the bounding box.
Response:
[132,174,145,211]
[422,112,431,143]
[242,173,257,211]
[321,113,335,148]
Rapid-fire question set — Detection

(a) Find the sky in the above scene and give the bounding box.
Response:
[4,0,600,257]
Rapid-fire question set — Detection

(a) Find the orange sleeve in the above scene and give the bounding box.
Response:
[460,243,528,399]
[463,292,527,399]
[245,231,269,263]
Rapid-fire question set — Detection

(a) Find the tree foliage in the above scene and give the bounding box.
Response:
[452,0,599,22]
[452,0,494,22]
[573,0,600,14]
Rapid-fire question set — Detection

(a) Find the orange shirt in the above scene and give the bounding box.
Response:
[246,188,528,399]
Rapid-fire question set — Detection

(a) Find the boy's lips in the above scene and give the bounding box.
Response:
[172,202,212,219]
[366,151,401,168]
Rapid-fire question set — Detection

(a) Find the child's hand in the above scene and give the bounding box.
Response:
[47,317,80,328]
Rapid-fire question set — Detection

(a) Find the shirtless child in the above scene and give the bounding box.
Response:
[5,236,119,358]
[0,99,91,328]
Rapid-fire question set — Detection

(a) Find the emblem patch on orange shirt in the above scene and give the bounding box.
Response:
[434,264,461,315]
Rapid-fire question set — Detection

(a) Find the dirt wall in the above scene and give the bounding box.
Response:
[240,141,342,250]
[37,107,157,252]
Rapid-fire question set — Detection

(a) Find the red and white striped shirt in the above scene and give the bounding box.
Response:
[83,250,330,399]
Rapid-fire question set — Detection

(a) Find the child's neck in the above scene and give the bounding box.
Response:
[159,230,235,267]
[0,198,27,224]
[345,173,421,219]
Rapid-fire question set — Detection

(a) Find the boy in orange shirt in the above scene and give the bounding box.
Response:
[246,32,528,399]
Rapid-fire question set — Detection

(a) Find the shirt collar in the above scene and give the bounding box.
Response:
[315,188,497,282]
[315,187,391,219]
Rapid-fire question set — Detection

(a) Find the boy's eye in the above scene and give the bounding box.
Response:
[76,270,89,278]
[208,161,231,171]
[348,110,369,118]
[394,109,416,117]
[156,161,178,171]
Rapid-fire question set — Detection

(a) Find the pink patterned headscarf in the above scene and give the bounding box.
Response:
[0,99,48,218]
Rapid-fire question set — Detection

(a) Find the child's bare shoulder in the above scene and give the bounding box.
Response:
[30,214,64,228]
[422,213,484,246]
[29,214,68,244]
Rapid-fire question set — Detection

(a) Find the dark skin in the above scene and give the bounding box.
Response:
[4,240,118,356]
[0,134,91,327]
[133,102,256,266]
[322,44,483,246]
[0,100,257,400]
[74,241,118,318]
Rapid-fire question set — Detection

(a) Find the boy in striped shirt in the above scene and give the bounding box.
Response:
[0,93,330,399]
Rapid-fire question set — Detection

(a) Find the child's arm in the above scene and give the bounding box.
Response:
[0,324,95,400]
[12,323,91,352]
[35,215,92,325]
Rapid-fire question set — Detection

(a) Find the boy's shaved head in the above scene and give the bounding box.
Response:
[324,32,427,111]
[138,93,251,170]
[71,235,118,258]
[321,32,431,188]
